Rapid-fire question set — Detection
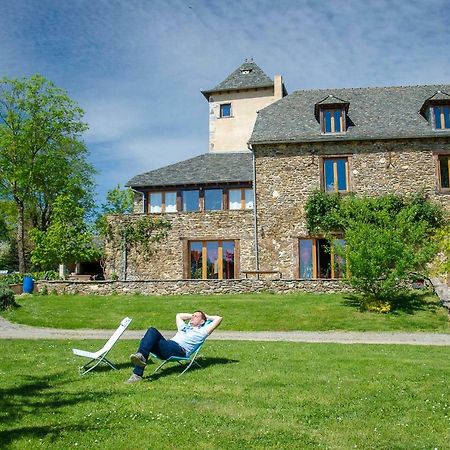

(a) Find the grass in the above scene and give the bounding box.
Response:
[2,291,449,333]
[1,339,449,449]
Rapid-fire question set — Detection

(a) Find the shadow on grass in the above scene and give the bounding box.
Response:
[0,373,116,448]
[343,290,441,314]
[85,361,131,373]
[0,424,93,448]
[147,356,239,381]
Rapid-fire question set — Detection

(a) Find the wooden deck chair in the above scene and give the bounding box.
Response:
[150,342,205,377]
[72,317,132,375]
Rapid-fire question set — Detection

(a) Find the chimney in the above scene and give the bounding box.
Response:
[274,74,283,100]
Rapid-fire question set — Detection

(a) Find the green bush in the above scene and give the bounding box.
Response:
[306,191,444,302]
[0,284,16,310]
[0,270,59,285]
[305,190,342,233]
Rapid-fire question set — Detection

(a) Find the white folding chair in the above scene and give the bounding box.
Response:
[72,317,132,375]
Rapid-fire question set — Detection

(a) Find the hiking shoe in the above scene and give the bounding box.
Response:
[124,373,143,384]
[130,352,147,367]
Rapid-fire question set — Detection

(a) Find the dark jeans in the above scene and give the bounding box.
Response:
[133,327,185,376]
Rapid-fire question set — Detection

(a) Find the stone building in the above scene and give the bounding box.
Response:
[105,61,450,281]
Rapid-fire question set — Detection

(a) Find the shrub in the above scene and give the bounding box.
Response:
[0,270,59,286]
[0,284,16,310]
[306,191,444,301]
[430,224,450,277]
[305,190,342,233]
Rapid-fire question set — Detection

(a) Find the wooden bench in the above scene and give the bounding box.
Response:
[68,274,92,281]
[241,270,282,280]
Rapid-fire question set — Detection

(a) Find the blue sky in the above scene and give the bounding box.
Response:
[1,0,450,204]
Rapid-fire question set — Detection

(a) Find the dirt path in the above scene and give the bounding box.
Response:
[1,316,449,346]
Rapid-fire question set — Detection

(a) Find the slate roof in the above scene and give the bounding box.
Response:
[250,84,450,144]
[126,152,253,189]
[202,61,273,99]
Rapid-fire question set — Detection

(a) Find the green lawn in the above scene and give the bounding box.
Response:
[2,292,449,332]
[1,339,449,449]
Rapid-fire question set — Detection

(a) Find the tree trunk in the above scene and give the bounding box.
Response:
[16,200,27,273]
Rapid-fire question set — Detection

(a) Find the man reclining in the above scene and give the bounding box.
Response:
[126,310,223,383]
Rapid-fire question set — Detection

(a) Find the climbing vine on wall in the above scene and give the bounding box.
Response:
[104,215,172,280]
[118,216,171,253]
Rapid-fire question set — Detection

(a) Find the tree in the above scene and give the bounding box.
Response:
[305,191,444,302]
[0,200,18,271]
[27,139,96,231]
[101,184,134,215]
[0,74,94,272]
[30,194,99,270]
[342,215,436,300]
[95,184,134,236]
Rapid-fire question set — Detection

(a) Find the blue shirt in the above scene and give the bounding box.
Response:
[170,323,208,356]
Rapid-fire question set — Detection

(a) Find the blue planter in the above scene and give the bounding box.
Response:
[23,276,34,294]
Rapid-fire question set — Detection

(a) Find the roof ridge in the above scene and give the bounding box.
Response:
[290,83,450,95]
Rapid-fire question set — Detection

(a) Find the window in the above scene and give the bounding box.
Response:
[438,155,450,191]
[299,238,346,279]
[244,188,253,209]
[148,191,177,213]
[189,240,235,279]
[204,189,223,210]
[165,192,177,212]
[321,108,345,134]
[432,105,450,130]
[220,103,232,118]
[229,188,253,210]
[149,187,254,213]
[183,190,200,212]
[322,157,349,192]
[149,192,162,213]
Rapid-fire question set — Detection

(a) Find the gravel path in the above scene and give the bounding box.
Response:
[1,316,449,346]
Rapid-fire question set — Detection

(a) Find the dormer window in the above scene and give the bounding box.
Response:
[315,95,349,135]
[241,69,252,74]
[420,91,450,131]
[321,108,345,134]
[432,105,450,130]
[220,103,232,118]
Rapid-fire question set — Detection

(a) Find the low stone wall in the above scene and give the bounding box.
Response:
[36,279,353,296]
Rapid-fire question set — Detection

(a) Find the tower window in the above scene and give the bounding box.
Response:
[220,103,232,118]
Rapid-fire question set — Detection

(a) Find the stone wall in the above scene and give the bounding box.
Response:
[36,278,352,296]
[132,192,144,214]
[254,138,450,278]
[105,210,255,280]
